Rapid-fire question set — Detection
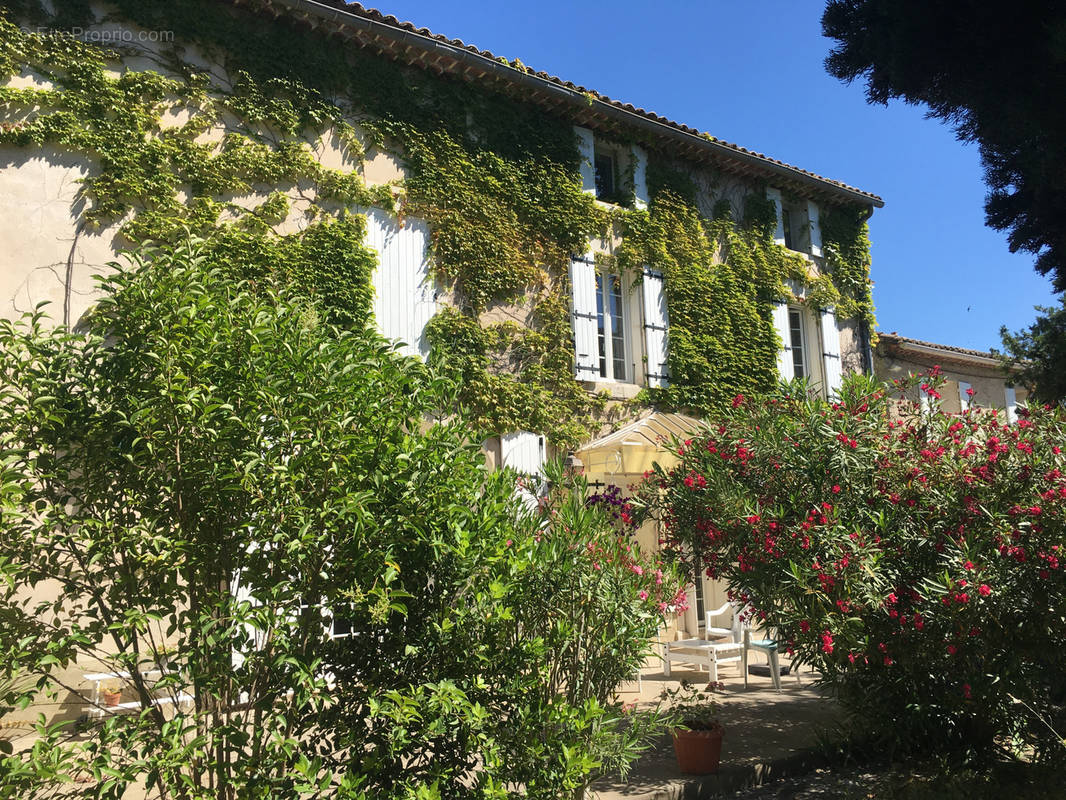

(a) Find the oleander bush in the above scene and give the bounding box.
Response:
[638,373,1066,760]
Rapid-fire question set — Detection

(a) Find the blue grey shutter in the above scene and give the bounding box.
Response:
[958,381,972,411]
[502,431,547,513]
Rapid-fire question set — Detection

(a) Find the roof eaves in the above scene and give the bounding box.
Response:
[244,0,884,208]
[878,333,1012,370]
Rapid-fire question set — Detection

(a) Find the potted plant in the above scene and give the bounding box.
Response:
[661,681,724,774]
[100,684,122,708]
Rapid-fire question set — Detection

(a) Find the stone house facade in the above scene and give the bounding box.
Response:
[874,333,1026,420]
[0,0,884,698]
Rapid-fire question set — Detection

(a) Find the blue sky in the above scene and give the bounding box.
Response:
[374,0,1058,352]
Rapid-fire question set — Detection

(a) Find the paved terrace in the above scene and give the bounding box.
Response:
[0,651,840,799]
[594,655,842,799]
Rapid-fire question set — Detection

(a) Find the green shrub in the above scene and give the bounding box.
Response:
[0,238,678,798]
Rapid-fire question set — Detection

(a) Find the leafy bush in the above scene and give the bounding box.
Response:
[0,238,677,798]
[638,373,1066,760]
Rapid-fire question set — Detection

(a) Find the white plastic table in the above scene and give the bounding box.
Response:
[662,638,744,682]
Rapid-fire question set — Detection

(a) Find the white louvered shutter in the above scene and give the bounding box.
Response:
[230,567,267,670]
[574,126,596,196]
[766,187,786,246]
[501,431,547,513]
[1005,386,1018,424]
[772,302,794,381]
[570,255,599,381]
[366,208,436,359]
[501,431,546,476]
[633,145,650,210]
[958,381,972,411]
[641,267,669,387]
[820,307,843,399]
[807,200,823,258]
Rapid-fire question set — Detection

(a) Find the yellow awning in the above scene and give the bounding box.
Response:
[577,412,706,477]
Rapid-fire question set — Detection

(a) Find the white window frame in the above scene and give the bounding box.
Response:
[593,148,617,203]
[920,385,933,414]
[958,381,973,411]
[574,125,648,209]
[787,307,808,380]
[595,270,630,382]
[766,188,822,258]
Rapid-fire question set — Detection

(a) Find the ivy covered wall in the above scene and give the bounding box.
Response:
[0,0,875,449]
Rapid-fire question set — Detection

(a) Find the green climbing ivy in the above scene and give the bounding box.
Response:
[0,0,874,448]
[821,205,876,327]
[611,162,876,416]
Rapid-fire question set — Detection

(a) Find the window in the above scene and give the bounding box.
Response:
[571,256,667,387]
[596,272,627,380]
[594,151,616,202]
[773,302,842,398]
[574,126,649,209]
[329,616,353,638]
[958,381,973,411]
[766,188,823,258]
[782,206,794,251]
[788,308,807,379]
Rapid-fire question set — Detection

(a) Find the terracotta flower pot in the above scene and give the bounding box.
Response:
[671,726,724,774]
[101,690,122,707]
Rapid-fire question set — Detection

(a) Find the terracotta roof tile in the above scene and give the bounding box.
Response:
[878,333,1003,361]
[250,0,883,206]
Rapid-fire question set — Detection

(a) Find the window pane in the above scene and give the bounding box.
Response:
[596,273,607,378]
[595,152,615,200]
[789,309,806,379]
[782,207,793,250]
[609,275,625,379]
[332,616,352,638]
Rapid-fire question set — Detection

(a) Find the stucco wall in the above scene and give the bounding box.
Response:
[838,317,867,377]
[0,6,414,329]
[874,343,1028,414]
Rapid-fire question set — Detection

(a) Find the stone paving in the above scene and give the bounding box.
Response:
[1,651,843,799]
[593,655,842,800]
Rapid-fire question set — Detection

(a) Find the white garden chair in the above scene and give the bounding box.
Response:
[704,601,742,642]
